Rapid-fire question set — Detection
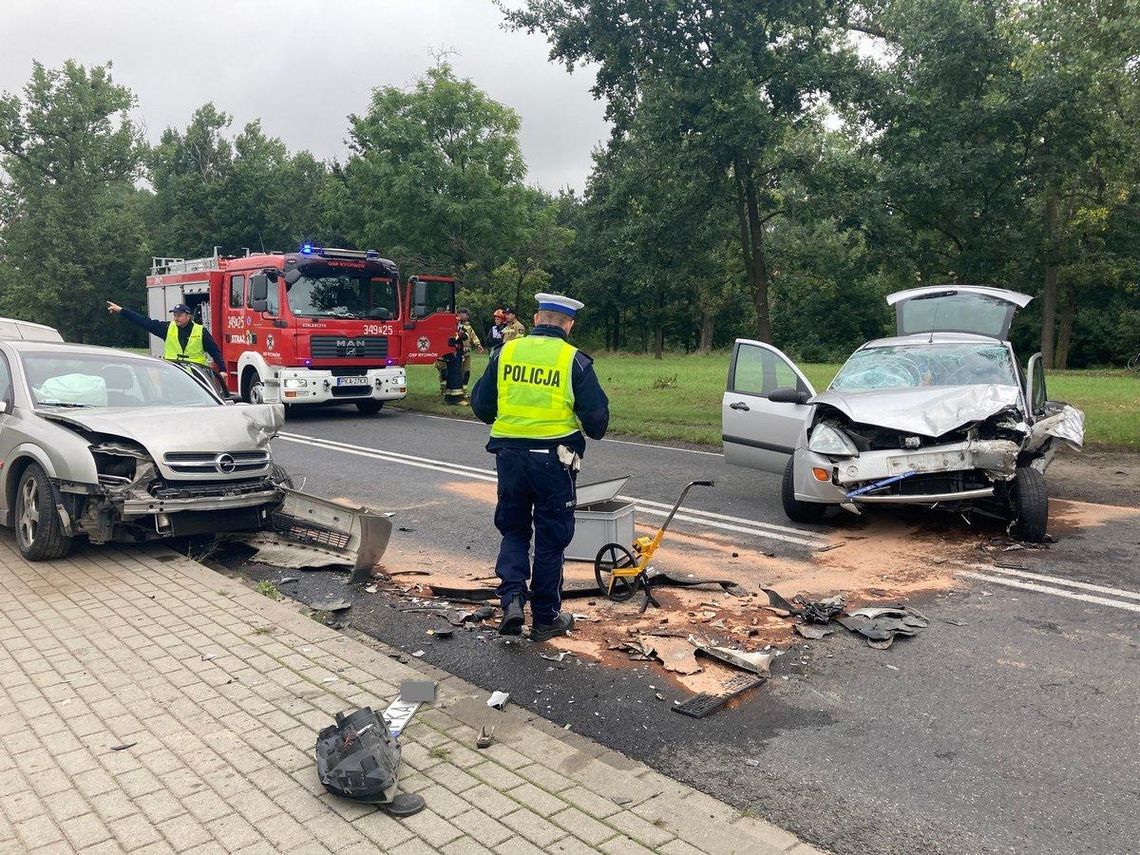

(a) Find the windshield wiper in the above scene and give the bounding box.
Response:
[38,401,92,408]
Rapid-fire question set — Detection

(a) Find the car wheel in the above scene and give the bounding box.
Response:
[1012,467,1048,543]
[15,463,73,561]
[782,458,827,524]
[246,375,265,405]
[355,400,384,415]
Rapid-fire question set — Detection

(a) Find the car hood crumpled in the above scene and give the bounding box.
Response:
[812,384,1024,438]
[39,403,286,456]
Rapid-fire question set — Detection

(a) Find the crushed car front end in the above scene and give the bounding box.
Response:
[790,337,1084,519]
[42,404,288,542]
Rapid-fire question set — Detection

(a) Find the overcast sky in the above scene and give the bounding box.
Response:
[1,0,609,192]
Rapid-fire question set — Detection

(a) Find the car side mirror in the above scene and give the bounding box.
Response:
[249,274,269,302]
[284,269,301,286]
[250,299,269,312]
[769,387,809,405]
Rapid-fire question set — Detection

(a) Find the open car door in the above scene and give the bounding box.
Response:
[887,286,1032,340]
[722,340,815,474]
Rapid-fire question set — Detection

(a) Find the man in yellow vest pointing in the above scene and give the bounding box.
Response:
[471,293,610,641]
[107,301,225,374]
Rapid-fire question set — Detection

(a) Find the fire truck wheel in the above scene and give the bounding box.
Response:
[355,400,385,415]
[245,376,265,405]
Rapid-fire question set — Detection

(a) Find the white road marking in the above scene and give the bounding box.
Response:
[396,410,724,456]
[277,432,824,548]
[957,570,1140,614]
[965,562,1140,602]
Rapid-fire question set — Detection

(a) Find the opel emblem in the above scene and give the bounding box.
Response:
[215,453,237,474]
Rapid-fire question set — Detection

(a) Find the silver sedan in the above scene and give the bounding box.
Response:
[0,331,286,560]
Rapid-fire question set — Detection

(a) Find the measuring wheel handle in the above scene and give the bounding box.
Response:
[594,542,640,602]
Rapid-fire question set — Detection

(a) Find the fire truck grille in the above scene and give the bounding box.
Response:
[310,336,388,359]
[270,513,352,551]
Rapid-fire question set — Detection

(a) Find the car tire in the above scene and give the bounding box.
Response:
[1012,466,1048,542]
[15,463,73,561]
[355,400,384,415]
[782,458,827,524]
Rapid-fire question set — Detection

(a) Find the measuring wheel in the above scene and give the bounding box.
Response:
[594,542,640,601]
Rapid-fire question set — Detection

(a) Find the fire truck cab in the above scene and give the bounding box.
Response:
[146,246,457,413]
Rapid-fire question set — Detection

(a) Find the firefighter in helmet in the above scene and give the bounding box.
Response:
[434,307,483,403]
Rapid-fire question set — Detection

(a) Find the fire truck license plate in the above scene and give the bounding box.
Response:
[336,377,369,387]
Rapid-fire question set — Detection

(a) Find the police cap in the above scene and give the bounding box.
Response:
[535,293,585,318]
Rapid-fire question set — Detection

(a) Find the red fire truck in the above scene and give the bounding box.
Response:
[145,245,458,413]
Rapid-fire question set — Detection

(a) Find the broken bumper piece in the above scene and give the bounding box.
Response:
[238,489,393,578]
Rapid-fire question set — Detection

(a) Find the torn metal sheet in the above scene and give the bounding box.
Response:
[240,489,392,581]
[1026,404,1085,451]
[812,384,1023,438]
[689,637,774,675]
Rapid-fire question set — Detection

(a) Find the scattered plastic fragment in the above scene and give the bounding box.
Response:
[411,650,425,658]
[487,691,510,710]
[110,742,137,751]
[476,726,494,749]
[689,637,774,675]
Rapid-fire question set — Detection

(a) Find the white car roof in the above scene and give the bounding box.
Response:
[0,317,64,342]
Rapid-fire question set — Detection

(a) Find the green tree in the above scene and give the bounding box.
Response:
[148,106,330,258]
[503,0,868,344]
[0,60,147,344]
[339,63,530,279]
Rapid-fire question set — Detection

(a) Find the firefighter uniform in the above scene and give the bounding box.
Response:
[434,320,482,400]
[502,319,526,343]
[470,294,609,638]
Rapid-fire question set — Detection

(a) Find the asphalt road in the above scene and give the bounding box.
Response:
[229,404,1140,855]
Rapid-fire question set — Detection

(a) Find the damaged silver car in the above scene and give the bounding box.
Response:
[0,334,294,560]
[722,286,1084,541]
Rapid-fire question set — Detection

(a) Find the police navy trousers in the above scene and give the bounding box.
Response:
[493,447,577,625]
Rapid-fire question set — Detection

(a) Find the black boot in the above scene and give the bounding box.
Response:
[530,612,574,642]
[498,596,525,636]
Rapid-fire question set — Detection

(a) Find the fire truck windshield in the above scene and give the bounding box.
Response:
[285,274,398,320]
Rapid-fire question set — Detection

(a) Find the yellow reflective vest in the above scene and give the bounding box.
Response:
[490,336,579,440]
[164,322,208,365]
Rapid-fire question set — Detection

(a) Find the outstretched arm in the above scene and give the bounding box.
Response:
[108,302,169,339]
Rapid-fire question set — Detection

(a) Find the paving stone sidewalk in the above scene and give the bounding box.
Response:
[0,538,821,855]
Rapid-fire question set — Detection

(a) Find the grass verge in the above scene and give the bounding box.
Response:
[395,352,1139,450]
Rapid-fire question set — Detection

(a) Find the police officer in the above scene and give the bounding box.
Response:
[107,301,225,373]
[501,307,526,344]
[471,293,609,641]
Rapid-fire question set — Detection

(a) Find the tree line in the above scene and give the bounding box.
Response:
[1,0,1138,367]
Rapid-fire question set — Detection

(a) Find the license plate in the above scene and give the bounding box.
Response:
[337,376,369,387]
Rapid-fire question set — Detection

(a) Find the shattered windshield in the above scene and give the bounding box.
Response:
[22,353,219,408]
[830,344,1018,391]
[286,274,398,320]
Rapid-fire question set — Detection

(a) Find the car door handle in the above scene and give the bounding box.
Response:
[730,401,750,411]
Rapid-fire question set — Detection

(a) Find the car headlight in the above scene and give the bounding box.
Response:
[283,378,309,389]
[809,423,860,457]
